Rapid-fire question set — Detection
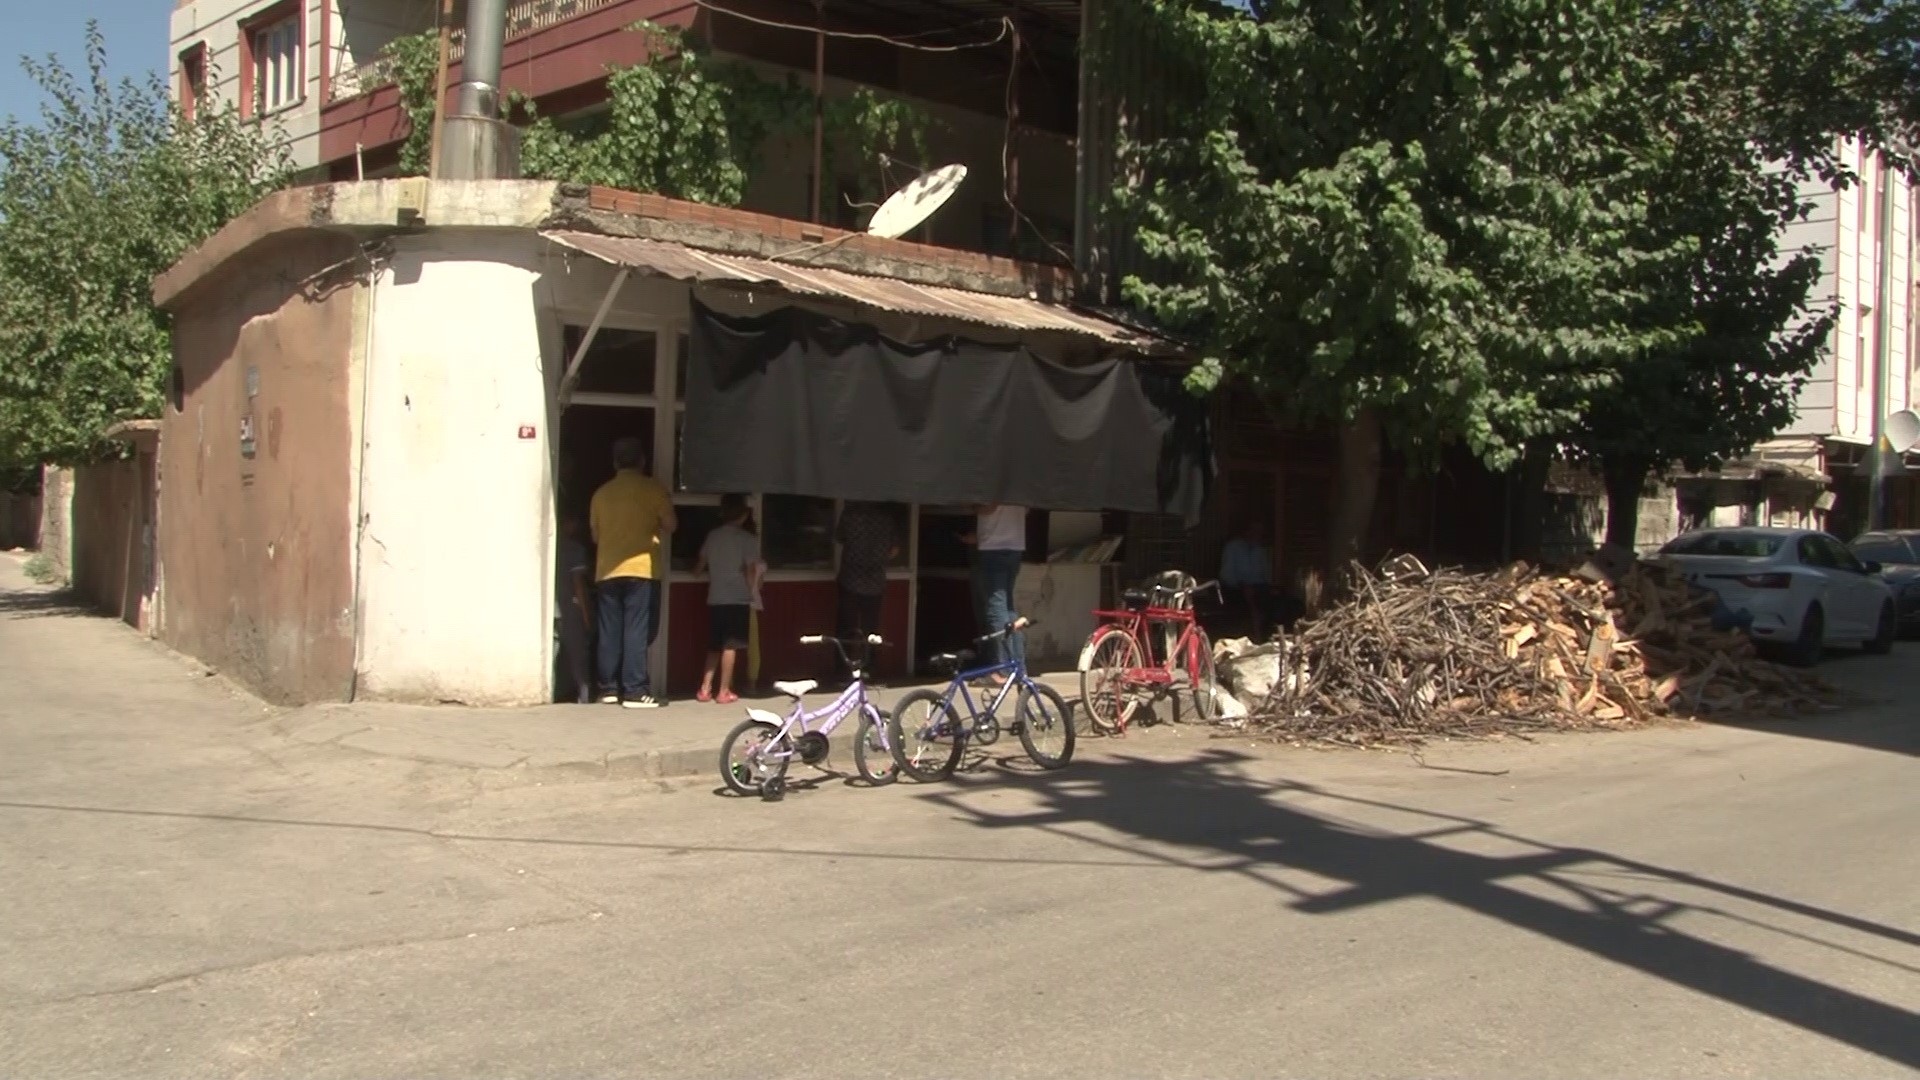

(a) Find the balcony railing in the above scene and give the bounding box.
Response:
[327,0,625,104]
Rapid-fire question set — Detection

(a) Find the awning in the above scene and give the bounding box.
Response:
[542,230,1170,350]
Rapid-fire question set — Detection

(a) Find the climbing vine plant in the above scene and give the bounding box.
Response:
[383,22,934,212]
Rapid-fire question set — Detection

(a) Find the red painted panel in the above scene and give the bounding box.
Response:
[663,578,911,696]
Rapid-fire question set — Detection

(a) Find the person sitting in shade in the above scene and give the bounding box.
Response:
[1220,517,1289,638]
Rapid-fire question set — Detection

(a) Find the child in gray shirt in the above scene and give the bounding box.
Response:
[696,494,760,704]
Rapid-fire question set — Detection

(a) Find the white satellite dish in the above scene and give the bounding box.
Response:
[1887,409,1920,454]
[866,164,967,239]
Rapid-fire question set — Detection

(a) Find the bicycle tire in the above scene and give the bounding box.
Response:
[1016,682,1075,769]
[1185,626,1219,723]
[853,707,899,786]
[887,688,966,782]
[1079,628,1143,734]
[719,718,788,797]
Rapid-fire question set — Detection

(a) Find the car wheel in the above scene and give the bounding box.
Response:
[1786,604,1824,668]
[1864,601,1897,655]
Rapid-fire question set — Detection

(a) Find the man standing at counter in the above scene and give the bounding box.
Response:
[969,504,1028,676]
[591,437,676,709]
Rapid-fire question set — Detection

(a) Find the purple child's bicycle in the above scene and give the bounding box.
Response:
[718,633,894,800]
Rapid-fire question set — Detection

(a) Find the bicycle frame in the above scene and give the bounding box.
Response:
[748,678,876,764]
[1088,604,1205,683]
[929,655,1035,724]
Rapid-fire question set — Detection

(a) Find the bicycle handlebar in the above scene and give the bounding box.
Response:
[975,617,1036,644]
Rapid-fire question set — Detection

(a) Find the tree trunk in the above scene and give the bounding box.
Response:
[1509,442,1552,564]
[1326,408,1383,578]
[1602,456,1651,550]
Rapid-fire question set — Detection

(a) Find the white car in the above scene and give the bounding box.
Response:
[1649,527,1898,666]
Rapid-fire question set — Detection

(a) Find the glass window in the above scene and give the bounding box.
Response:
[251,16,301,115]
[1797,536,1839,568]
[671,503,728,573]
[564,326,656,395]
[1818,534,1867,573]
[762,495,836,570]
[1662,531,1785,557]
[1852,536,1919,565]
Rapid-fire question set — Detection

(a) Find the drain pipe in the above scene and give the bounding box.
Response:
[436,0,519,179]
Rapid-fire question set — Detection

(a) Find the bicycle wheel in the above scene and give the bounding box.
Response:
[1016,682,1075,769]
[852,707,899,786]
[1184,627,1219,723]
[719,718,788,797]
[1079,628,1142,734]
[887,688,965,782]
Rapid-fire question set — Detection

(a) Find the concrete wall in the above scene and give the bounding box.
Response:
[70,453,158,632]
[160,232,361,703]
[36,467,75,581]
[354,230,556,705]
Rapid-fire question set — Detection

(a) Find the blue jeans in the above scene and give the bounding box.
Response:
[595,576,658,699]
[973,548,1025,668]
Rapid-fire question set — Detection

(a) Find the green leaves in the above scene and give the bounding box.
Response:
[388,22,935,216]
[0,23,291,467]
[1105,0,1907,476]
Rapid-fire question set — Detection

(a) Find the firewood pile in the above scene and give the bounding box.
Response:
[1239,554,1838,747]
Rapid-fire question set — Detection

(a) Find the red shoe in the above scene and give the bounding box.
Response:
[695,687,713,703]
[716,690,740,705]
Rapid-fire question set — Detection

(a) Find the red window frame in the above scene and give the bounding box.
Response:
[238,0,304,120]
[178,43,207,121]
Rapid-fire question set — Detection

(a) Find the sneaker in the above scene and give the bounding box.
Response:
[598,694,620,705]
[622,694,664,709]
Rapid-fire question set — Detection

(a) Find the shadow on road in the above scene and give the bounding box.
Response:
[0,585,103,620]
[919,749,1920,1070]
[1700,646,1920,757]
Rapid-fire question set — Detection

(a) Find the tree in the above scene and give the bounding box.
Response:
[0,25,292,467]
[1103,0,1680,573]
[1561,0,1897,547]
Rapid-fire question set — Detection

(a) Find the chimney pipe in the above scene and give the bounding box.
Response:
[454,0,506,121]
[436,0,520,179]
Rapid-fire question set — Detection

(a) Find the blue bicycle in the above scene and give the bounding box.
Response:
[887,619,1075,782]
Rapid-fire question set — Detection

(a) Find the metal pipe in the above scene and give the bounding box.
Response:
[1869,150,1894,531]
[1071,0,1095,295]
[811,0,825,224]
[454,0,507,119]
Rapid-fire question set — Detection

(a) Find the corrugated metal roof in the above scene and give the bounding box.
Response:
[543,231,1169,349]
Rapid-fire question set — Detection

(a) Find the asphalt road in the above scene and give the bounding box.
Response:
[2,557,1916,1079]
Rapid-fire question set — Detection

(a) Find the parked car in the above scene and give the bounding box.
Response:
[1849,529,1920,635]
[1648,527,1897,665]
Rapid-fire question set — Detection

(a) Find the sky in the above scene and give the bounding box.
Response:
[2,0,163,124]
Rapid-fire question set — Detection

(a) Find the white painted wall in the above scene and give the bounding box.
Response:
[355,230,556,705]
[1780,139,1917,445]
[169,0,327,170]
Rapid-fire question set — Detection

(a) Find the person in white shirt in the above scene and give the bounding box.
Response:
[967,504,1027,673]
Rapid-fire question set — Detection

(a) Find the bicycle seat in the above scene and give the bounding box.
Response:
[927,649,976,675]
[1121,588,1150,610]
[773,679,818,699]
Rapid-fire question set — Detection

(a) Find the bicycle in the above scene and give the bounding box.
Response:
[1078,578,1221,735]
[718,633,893,801]
[887,618,1075,782]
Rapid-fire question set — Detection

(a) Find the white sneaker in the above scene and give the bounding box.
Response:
[622,694,664,709]
[598,694,620,705]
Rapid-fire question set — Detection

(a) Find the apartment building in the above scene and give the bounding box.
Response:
[166,0,1083,259]
[1754,140,1919,532]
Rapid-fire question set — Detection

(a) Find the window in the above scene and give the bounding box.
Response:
[761,495,837,569]
[1661,531,1784,557]
[1796,535,1840,569]
[1852,536,1919,565]
[178,45,207,121]
[247,12,302,116]
[564,327,656,396]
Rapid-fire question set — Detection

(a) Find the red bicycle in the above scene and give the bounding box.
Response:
[1077,577,1221,734]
